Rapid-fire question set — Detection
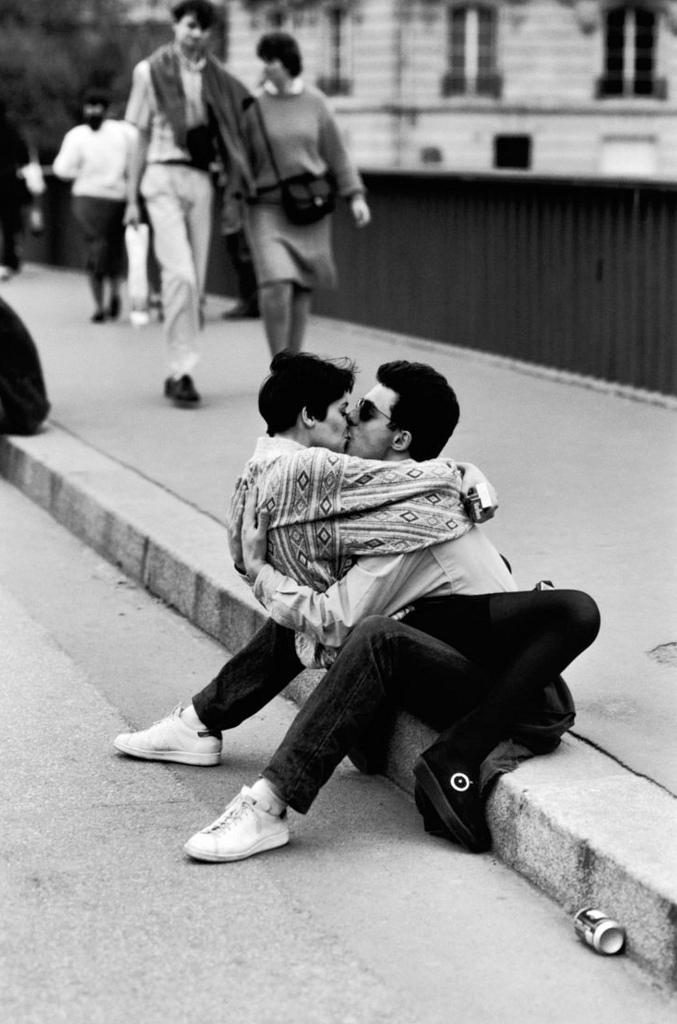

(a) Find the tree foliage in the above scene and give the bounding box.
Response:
[0,0,172,157]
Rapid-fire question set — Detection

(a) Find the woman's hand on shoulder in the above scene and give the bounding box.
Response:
[241,485,270,581]
[350,193,371,228]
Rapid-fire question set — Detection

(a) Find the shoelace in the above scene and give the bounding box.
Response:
[146,702,183,732]
[204,793,255,834]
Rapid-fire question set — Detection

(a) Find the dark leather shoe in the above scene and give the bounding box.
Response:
[164,375,201,406]
[414,744,491,853]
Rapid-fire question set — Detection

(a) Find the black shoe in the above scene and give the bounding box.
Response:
[414,782,452,838]
[108,296,121,320]
[413,744,491,853]
[91,310,106,323]
[222,300,259,320]
[164,375,201,406]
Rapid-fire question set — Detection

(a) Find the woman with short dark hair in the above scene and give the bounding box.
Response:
[243,31,370,356]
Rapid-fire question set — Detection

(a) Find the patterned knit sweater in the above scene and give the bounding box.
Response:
[229,438,472,594]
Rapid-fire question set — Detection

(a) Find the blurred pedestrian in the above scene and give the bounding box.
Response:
[0,99,30,281]
[221,224,259,319]
[53,91,134,323]
[242,31,370,357]
[124,0,252,408]
[0,295,50,435]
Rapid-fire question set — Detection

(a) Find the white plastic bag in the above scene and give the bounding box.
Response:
[20,158,46,197]
[125,224,150,327]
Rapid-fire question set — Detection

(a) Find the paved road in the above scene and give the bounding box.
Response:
[1,477,675,1024]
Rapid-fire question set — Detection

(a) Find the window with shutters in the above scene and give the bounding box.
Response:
[441,4,501,98]
[317,3,353,96]
[596,6,667,98]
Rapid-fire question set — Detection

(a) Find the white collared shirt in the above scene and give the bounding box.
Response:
[262,77,305,97]
[176,46,207,128]
[254,526,518,664]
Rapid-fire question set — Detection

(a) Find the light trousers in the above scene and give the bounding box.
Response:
[141,163,213,378]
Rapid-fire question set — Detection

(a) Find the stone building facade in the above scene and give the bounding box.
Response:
[220,0,677,177]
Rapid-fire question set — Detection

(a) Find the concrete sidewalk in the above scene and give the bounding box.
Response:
[1,264,676,988]
[6,478,676,1024]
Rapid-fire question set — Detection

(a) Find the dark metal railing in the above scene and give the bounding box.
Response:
[26,170,677,396]
[317,170,677,396]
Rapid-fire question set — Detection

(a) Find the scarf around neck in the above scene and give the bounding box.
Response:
[149,43,253,195]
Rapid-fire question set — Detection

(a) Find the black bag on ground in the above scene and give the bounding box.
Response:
[280,172,336,226]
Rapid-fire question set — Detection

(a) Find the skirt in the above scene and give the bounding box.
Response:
[245,201,337,291]
[72,195,126,278]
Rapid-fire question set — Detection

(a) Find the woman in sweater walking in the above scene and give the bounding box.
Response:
[243,32,370,356]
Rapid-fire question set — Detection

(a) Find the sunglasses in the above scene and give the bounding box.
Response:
[355,397,394,424]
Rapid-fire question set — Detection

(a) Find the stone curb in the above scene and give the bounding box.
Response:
[2,427,676,991]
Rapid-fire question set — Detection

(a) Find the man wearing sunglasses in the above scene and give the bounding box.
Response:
[115,353,582,860]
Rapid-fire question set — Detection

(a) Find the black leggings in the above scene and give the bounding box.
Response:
[403,588,600,763]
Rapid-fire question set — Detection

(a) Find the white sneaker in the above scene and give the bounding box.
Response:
[113,703,222,766]
[184,786,289,862]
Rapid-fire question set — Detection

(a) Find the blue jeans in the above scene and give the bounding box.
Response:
[192,590,597,815]
[262,615,488,813]
[192,618,303,734]
[264,589,597,813]
[191,612,486,813]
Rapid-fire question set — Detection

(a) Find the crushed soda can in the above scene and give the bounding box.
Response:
[463,481,495,524]
[574,907,626,955]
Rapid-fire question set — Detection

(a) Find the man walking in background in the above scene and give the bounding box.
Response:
[124,0,252,407]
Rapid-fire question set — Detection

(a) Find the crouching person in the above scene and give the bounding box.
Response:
[0,296,50,435]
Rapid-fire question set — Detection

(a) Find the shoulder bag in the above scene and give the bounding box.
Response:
[253,101,335,227]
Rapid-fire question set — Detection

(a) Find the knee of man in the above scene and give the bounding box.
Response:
[351,615,399,645]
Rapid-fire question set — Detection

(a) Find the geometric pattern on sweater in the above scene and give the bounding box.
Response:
[256,447,472,592]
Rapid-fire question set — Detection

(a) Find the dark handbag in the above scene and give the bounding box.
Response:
[186,125,216,171]
[253,101,335,226]
[280,172,336,226]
